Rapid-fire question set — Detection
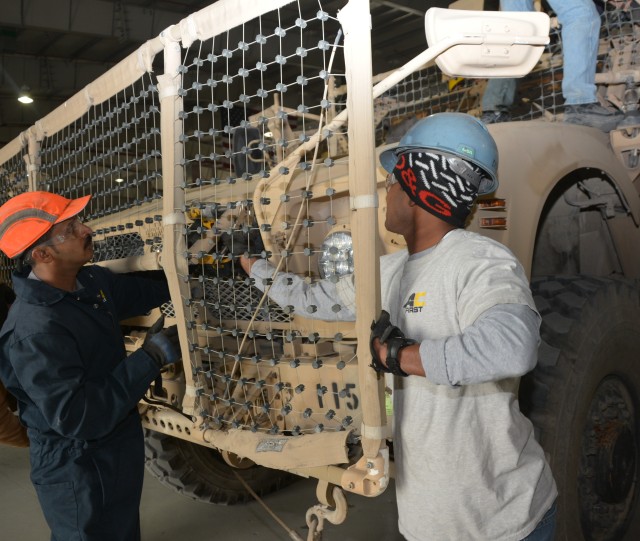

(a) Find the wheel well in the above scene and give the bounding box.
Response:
[531,168,629,278]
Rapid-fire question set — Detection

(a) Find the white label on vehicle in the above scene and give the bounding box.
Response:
[256,438,288,453]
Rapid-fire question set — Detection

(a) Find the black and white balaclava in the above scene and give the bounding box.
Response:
[393,150,484,228]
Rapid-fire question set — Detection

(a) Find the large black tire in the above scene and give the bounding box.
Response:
[144,430,295,505]
[521,276,640,541]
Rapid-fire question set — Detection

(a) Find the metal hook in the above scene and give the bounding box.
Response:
[305,483,348,541]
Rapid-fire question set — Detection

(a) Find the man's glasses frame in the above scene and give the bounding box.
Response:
[33,216,85,250]
[385,173,399,192]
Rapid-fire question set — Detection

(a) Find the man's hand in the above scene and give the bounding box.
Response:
[239,255,258,275]
[142,316,181,368]
[220,219,265,257]
[370,310,414,376]
[370,310,394,373]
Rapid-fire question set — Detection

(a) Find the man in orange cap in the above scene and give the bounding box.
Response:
[0,191,181,541]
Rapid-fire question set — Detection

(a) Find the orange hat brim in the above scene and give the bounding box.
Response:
[55,194,91,225]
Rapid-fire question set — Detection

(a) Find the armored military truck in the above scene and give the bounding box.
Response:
[0,1,638,540]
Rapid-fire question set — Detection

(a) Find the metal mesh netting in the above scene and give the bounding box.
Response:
[599,3,640,103]
[375,66,485,144]
[92,232,145,262]
[0,152,28,284]
[38,73,165,261]
[176,3,359,436]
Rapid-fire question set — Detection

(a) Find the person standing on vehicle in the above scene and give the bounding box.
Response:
[241,113,558,540]
[482,0,623,131]
[0,191,180,541]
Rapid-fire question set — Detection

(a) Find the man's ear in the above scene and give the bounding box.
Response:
[31,247,54,264]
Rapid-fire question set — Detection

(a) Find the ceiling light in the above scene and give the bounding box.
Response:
[115,178,125,183]
[18,92,33,104]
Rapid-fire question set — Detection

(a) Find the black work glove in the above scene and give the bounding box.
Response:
[142,315,181,368]
[220,220,265,257]
[370,310,413,377]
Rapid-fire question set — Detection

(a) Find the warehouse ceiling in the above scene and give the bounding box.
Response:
[0,0,457,147]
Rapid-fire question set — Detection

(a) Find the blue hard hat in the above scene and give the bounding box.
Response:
[380,113,499,195]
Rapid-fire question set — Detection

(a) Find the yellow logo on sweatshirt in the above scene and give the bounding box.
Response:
[404,291,426,313]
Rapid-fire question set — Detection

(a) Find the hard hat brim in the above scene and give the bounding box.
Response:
[54,194,91,225]
[380,147,399,174]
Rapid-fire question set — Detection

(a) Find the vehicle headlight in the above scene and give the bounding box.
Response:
[318,231,354,280]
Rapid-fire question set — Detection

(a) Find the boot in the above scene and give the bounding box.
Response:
[564,103,624,132]
[480,110,511,124]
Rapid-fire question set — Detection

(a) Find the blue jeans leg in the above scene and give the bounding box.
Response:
[484,0,600,107]
[481,78,518,112]
[481,1,533,112]
[521,501,557,541]
[547,0,600,105]
[500,0,534,10]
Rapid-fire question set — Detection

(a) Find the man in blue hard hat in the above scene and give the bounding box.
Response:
[241,112,558,540]
[370,112,557,540]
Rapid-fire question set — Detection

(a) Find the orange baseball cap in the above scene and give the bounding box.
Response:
[0,191,91,258]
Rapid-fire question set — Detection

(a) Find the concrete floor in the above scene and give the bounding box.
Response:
[0,444,403,540]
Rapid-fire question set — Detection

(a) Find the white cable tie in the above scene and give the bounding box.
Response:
[137,43,154,73]
[34,120,46,141]
[84,87,94,107]
[360,422,386,440]
[185,385,203,397]
[158,79,179,100]
[163,212,186,226]
[180,15,199,48]
[350,194,378,210]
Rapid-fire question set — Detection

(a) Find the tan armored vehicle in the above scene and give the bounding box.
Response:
[0,1,638,540]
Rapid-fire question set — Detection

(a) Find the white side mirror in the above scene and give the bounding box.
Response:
[425,8,550,78]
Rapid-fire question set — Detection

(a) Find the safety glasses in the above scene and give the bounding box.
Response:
[34,216,85,250]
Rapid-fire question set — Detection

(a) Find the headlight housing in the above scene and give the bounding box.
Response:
[318,231,354,280]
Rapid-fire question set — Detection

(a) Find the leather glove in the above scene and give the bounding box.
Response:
[220,220,265,257]
[370,310,414,377]
[142,315,181,368]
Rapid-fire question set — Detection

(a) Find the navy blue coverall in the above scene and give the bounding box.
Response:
[0,265,170,541]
